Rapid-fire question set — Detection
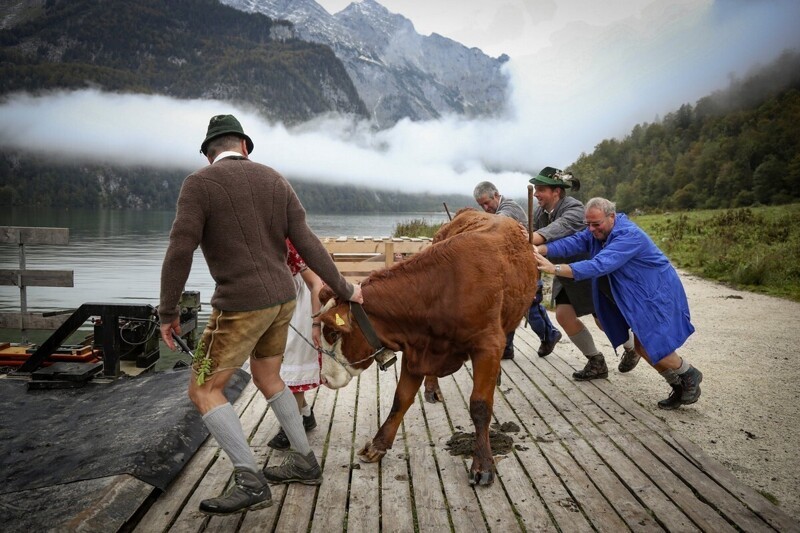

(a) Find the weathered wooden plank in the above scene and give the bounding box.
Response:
[548,330,799,533]
[424,374,489,532]
[512,369,678,530]
[653,430,800,532]
[528,330,762,532]
[0,226,69,245]
[333,262,383,273]
[376,362,416,533]
[321,239,431,253]
[443,366,524,532]
[0,269,73,287]
[512,329,699,532]
[309,381,358,532]
[402,372,453,531]
[130,324,796,533]
[345,366,381,533]
[468,356,593,532]
[488,352,653,532]
[516,329,726,531]
[473,368,560,532]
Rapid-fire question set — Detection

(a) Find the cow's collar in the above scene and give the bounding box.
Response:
[350,302,397,370]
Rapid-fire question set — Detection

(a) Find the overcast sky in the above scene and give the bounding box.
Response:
[1,0,799,195]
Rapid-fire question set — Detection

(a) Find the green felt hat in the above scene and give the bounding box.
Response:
[200,114,254,155]
[529,166,580,191]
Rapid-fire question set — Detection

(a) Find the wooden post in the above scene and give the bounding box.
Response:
[18,236,27,339]
[527,184,534,244]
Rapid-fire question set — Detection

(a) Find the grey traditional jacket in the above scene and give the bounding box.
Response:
[533,195,594,315]
[495,195,528,225]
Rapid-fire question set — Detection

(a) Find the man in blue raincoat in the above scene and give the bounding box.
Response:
[533,197,703,409]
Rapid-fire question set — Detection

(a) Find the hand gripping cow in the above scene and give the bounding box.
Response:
[316,208,539,486]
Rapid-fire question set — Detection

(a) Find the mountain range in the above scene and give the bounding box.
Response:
[221,0,510,128]
[0,0,367,123]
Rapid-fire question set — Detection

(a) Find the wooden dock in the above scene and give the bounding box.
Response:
[133,325,797,533]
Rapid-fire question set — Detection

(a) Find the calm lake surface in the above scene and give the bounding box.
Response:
[0,208,449,319]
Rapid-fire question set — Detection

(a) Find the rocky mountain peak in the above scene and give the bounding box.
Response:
[221,0,509,128]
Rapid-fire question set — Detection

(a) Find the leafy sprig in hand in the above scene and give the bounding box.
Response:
[192,340,213,386]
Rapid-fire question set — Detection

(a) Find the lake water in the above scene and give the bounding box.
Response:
[0,207,449,319]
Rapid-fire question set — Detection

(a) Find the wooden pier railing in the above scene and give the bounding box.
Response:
[321,236,433,283]
[0,226,74,337]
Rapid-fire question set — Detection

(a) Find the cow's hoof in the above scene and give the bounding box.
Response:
[468,470,495,486]
[357,441,387,463]
[424,387,444,403]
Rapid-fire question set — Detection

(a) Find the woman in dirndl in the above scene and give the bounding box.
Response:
[268,239,324,449]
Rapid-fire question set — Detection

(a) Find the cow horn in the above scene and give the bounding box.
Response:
[320,298,337,313]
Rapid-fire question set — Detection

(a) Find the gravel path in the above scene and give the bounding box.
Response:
[554,271,800,520]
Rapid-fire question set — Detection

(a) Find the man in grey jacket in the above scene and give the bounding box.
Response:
[160,114,363,515]
[529,167,639,380]
[474,181,561,359]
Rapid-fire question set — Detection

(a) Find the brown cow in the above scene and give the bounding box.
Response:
[316,208,538,485]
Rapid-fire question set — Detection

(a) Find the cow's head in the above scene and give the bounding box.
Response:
[317,297,375,389]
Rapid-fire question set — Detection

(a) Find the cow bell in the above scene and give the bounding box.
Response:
[374,348,397,371]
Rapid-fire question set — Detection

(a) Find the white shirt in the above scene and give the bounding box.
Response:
[212,151,244,164]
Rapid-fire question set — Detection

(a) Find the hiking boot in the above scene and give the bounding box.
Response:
[538,330,562,357]
[268,409,317,450]
[303,409,317,431]
[263,450,323,485]
[267,428,290,450]
[679,366,703,404]
[618,348,641,373]
[199,468,272,515]
[572,354,608,381]
[502,346,515,360]
[657,384,684,410]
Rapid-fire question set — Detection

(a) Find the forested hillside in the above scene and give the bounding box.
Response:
[0,0,367,123]
[0,153,470,213]
[568,50,800,211]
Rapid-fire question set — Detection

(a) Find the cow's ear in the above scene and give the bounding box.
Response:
[320,305,353,333]
[319,285,336,304]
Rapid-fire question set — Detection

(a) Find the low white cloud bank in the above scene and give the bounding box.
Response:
[1,0,799,195]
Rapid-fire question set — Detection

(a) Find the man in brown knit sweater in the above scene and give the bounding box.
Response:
[159,114,363,515]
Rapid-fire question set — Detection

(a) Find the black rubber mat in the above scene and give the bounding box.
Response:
[0,367,249,493]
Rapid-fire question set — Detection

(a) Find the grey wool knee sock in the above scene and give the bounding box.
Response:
[203,403,259,473]
[660,368,681,385]
[622,331,635,352]
[267,386,311,455]
[568,327,600,357]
